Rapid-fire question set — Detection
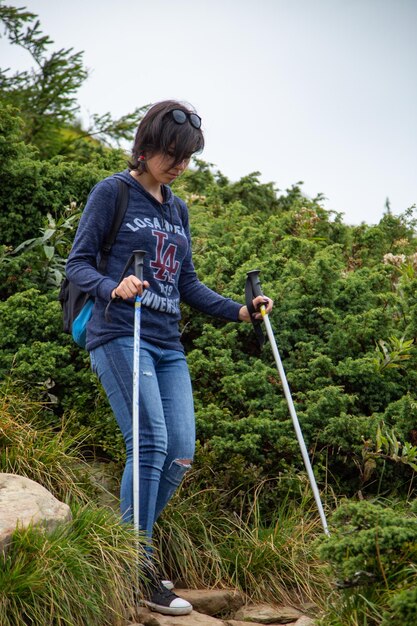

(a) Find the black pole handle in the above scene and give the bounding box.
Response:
[105,250,146,322]
[133,250,146,282]
[245,269,266,350]
[246,269,264,298]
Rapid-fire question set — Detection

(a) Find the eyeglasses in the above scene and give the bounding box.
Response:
[170,109,202,129]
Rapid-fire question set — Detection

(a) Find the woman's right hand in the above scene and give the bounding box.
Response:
[111,275,149,300]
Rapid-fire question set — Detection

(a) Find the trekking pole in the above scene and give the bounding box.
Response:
[132,250,146,533]
[246,270,330,536]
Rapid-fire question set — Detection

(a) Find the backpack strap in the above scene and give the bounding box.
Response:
[98,178,129,273]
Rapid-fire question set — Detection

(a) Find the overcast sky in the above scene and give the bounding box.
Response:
[1,0,416,225]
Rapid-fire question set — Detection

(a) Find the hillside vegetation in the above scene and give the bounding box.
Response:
[1,5,417,625]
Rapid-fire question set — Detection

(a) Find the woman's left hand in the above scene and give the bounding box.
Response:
[238,296,273,323]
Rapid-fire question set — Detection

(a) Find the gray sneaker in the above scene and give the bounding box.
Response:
[144,581,192,616]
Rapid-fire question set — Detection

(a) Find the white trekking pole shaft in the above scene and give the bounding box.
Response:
[132,250,146,533]
[246,270,330,536]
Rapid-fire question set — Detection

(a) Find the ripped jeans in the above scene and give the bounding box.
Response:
[90,336,195,541]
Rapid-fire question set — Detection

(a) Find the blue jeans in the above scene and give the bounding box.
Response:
[90,337,195,541]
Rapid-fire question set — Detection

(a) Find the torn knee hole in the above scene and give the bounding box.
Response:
[174,458,192,468]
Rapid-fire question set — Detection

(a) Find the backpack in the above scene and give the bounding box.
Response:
[58,178,129,348]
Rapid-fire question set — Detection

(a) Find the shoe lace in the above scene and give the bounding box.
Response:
[154,583,177,601]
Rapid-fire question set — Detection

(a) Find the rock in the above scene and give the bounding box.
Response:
[129,596,315,626]
[134,606,224,625]
[0,473,72,554]
[294,618,316,626]
[234,603,303,624]
[174,589,244,617]
[225,621,281,626]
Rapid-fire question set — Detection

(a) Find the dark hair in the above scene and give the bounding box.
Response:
[128,100,204,170]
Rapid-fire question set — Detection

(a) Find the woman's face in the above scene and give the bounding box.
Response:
[146,150,191,185]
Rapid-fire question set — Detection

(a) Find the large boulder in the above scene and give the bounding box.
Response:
[0,473,72,553]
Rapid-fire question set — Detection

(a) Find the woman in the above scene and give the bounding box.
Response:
[66,100,273,616]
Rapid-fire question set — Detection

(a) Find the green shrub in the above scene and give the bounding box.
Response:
[318,500,417,625]
[383,587,417,626]
[3,103,417,509]
[0,105,124,247]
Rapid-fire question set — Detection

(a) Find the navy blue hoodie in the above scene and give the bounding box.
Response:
[66,170,242,352]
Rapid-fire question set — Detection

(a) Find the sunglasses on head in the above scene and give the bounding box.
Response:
[170,109,202,129]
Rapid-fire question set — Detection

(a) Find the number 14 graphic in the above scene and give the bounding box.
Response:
[150,230,180,283]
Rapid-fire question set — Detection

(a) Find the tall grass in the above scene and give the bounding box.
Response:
[8,384,392,624]
[0,384,102,503]
[0,504,147,626]
[156,476,332,610]
[0,384,149,625]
